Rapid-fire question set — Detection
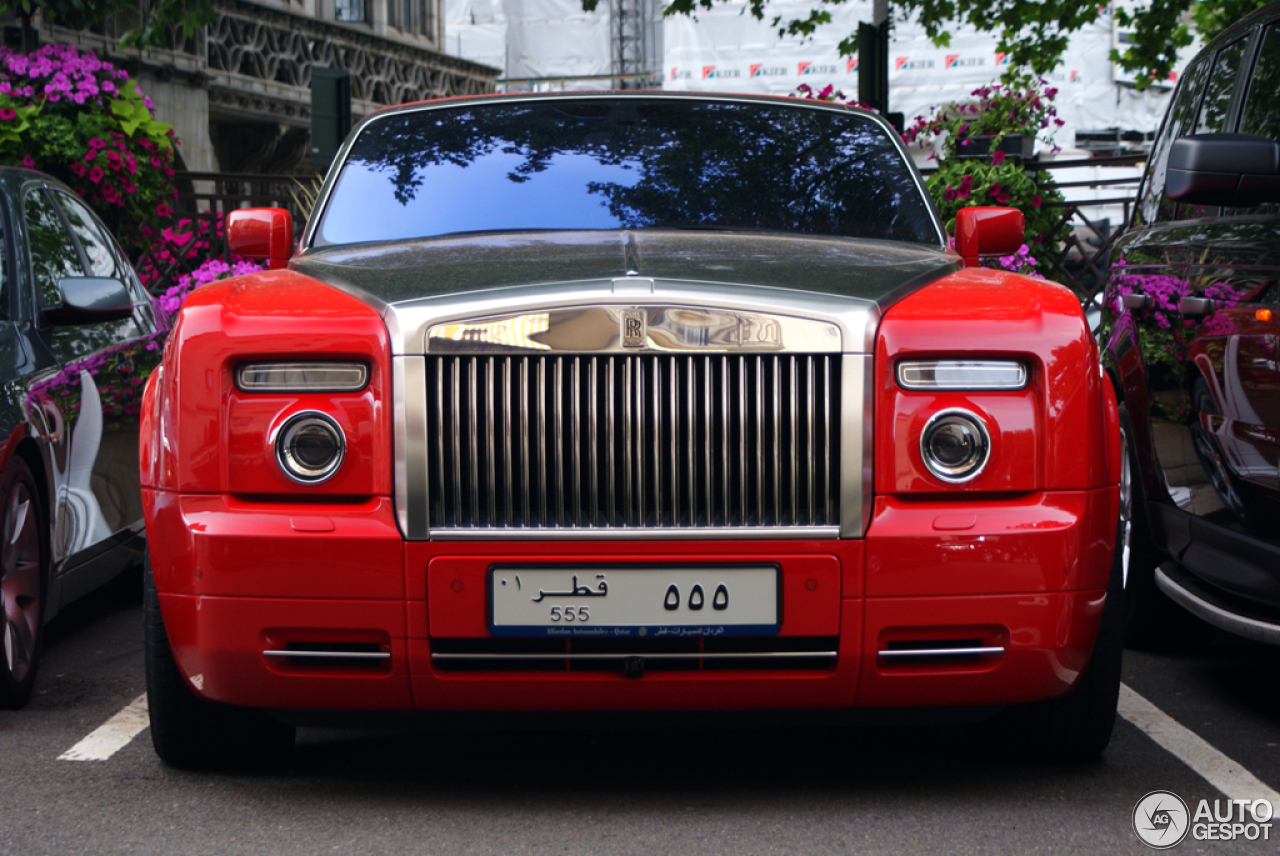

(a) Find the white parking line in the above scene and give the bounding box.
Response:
[58,694,149,761]
[1120,682,1280,813]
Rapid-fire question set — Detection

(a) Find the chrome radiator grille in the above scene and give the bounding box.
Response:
[424,354,840,531]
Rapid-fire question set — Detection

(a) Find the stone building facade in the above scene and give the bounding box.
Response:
[32,0,498,173]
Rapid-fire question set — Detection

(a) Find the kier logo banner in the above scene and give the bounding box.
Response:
[750,64,787,77]
[895,57,935,71]
[702,66,741,79]
[670,68,692,81]
[945,54,985,69]
[846,57,859,73]
[995,52,1010,66]
[798,62,838,76]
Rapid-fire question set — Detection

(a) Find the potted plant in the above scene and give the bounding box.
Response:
[903,74,1072,276]
[903,72,1066,162]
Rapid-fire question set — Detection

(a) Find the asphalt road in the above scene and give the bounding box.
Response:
[1,584,1277,855]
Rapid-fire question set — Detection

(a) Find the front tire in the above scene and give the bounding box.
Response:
[145,555,295,768]
[1005,478,1127,761]
[0,458,47,710]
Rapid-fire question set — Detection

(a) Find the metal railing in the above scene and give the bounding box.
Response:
[1028,154,1145,316]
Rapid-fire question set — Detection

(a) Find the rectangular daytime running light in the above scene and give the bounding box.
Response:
[897,360,1027,391]
[236,362,369,393]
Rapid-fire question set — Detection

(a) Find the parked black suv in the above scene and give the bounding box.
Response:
[1103,1,1280,647]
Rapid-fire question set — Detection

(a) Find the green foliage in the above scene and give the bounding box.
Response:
[1113,0,1270,90]
[648,0,1271,84]
[0,0,214,48]
[926,158,1069,276]
[0,43,178,257]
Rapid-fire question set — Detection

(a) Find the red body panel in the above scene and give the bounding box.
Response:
[876,269,1109,494]
[142,268,1119,715]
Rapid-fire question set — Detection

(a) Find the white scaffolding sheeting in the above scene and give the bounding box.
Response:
[444,1,1196,139]
[664,2,1197,142]
[445,0,661,87]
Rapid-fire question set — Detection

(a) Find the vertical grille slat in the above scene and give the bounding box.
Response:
[425,354,839,532]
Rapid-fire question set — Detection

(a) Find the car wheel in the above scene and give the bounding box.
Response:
[0,457,46,710]
[144,554,295,768]
[1004,471,1127,761]
[1120,405,1217,651]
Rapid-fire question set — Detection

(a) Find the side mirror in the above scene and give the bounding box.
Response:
[1167,134,1280,207]
[954,207,1025,268]
[41,276,134,327]
[228,208,293,270]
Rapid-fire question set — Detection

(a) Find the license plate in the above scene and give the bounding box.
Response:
[488,566,780,638]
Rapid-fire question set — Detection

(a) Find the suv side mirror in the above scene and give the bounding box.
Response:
[41,276,134,327]
[955,207,1025,268]
[1167,133,1280,207]
[228,208,294,270]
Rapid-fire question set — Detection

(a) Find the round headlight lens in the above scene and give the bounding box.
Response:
[276,412,345,483]
[920,409,990,483]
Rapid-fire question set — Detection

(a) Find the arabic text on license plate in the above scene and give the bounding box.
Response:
[488,566,779,638]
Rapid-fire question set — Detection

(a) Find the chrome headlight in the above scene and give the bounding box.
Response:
[920,409,990,483]
[275,412,346,483]
[237,362,369,393]
[897,360,1026,391]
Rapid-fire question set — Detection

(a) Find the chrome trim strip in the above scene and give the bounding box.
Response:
[1155,565,1280,646]
[487,356,496,526]
[428,526,842,541]
[877,647,1005,659]
[503,357,513,525]
[571,357,581,526]
[555,356,565,527]
[589,356,598,526]
[623,355,633,526]
[431,650,838,661]
[521,357,530,527]
[537,358,547,526]
[264,650,391,661]
[721,355,730,527]
[824,356,832,524]
[806,356,815,526]
[686,355,695,526]
[755,355,764,526]
[773,355,781,525]
[606,356,616,524]
[704,355,713,527]
[790,356,798,526]
[393,356,428,538]
[468,357,479,525]
[637,357,646,527]
[451,359,462,526]
[738,355,747,526]
[669,356,677,525]
[840,354,873,538]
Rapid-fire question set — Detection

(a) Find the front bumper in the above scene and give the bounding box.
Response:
[143,486,1117,712]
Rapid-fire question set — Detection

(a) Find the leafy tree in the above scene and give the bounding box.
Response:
[0,0,214,54]
[601,0,1271,90]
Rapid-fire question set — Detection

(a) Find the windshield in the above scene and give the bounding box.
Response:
[313,98,940,247]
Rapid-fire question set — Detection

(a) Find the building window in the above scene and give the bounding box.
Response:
[335,0,366,23]
[391,0,433,36]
